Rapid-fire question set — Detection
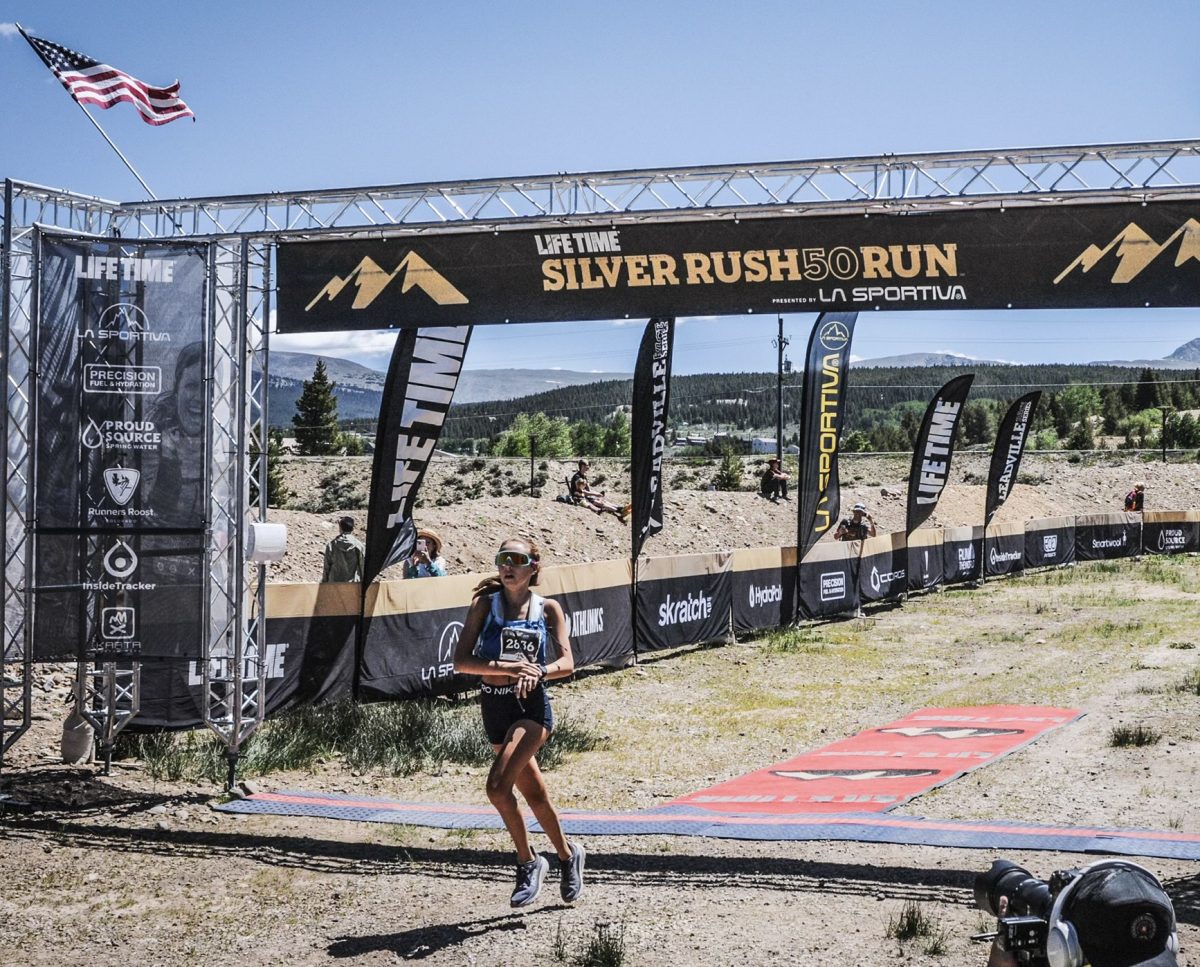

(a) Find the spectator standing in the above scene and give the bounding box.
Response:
[405,527,448,578]
[322,516,364,582]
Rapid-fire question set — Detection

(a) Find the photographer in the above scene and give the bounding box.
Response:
[404,527,447,578]
[834,502,877,542]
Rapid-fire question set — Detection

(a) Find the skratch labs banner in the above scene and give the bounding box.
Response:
[33,232,209,661]
[277,201,1200,332]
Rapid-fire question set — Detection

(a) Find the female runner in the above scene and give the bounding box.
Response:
[453,538,586,907]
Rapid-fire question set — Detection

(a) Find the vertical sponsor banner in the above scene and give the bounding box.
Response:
[907,528,944,592]
[1024,516,1075,569]
[797,540,860,619]
[984,391,1040,527]
[859,532,908,603]
[942,525,983,584]
[34,232,209,660]
[1142,510,1200,556]
[906,374,973,533]
[634,552,732,652]
[797,312,857,560]
[984,521,1025,578]
[364,326,472,583]
[731,546,797,633]
[1075,512,1141,561]
[631,317,674,560]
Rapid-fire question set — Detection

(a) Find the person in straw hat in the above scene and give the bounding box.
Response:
[404,526,448,578]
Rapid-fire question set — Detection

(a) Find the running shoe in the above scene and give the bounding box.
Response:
[510,853,549,908]
[560,841,586,903]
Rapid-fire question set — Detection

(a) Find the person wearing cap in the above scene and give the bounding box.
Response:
[834,502,877,541]
[404,527,448,578]
[321,516,365,583]
[569,459,631,524]
[759,458,789,502]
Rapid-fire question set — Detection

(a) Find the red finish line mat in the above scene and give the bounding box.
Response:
[667,705,1082,815]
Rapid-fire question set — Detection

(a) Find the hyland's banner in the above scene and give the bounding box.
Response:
[35,231,209,530]
[942,525,983,585]
[364,327,471,583]
[1141,510,1200,556]
[984,521,1025,578]
[906,374,973,533]
[797,540,860,620]
[859,532,908,603]
[127,583,357,729]
[276,201,1200,332]
[731,546,798,634]
[985,392,1041,527]
[907,527,944,592]
[1025,516,1076,569]
[797,313,857,559]
[635,552,732,653]
[631,317,674,559]
[1075,512,1141,562]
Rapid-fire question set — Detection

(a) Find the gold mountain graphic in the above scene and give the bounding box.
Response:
[305,252,469,312]
[1054,218,1200,285]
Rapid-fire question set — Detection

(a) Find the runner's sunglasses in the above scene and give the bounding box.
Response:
[495,550,534,568]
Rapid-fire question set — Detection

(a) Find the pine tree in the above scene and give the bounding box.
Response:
[267,428,288,506]
[292,359,340,455]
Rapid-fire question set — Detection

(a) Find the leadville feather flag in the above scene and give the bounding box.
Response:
[19,27,194,125]
[796,312,857,559]
[984,391,1041,527]
[631,317,674,560]
[906,373,974,533]
[364,326,471,584]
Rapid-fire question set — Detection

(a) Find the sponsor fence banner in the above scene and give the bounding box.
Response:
[275,201,1200,333]
[985,391,1041,527]
[906,374,973,534]
[1142,510,1200,556]
[34,233,209,661]
[364,327,472,584]
[731,546,798,633]
[797,539,860,619]
[635,552,732,653]
[797,312,857,559]
[907,527,944,592]
[128,583,357,729]
[1075,512,1141,562]
[1025,516,1075,569]
[942,525,984,585]
[536,559,634,668]
[984,520,1026,578]
[631,317,674,560]
[859,532,908,603]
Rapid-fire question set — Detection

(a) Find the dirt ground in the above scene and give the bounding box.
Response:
[3,452,1200,967]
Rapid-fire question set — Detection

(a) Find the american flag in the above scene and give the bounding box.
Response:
[20,29,194,126]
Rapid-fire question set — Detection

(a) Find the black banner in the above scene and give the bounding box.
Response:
[907,529,944,592]
[984,523,1025,578]
[942,525,983,585]
[797,313,857,559]
[364,326,471,583]
[906,374,973,533]
[277,201,1200,332]
[859,533,908,603]
[1075,513,1141,561]
[797,542,860,619]
[731,547,798,633]
[1025,516,1075,569]
[1142,512,1200,556]
[985,392,1041,527]
[634,553,732,653]
[631,317,674,559]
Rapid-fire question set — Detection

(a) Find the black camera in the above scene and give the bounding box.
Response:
[975,860,1078,965]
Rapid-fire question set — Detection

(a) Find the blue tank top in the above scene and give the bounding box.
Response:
[474,592,548,664]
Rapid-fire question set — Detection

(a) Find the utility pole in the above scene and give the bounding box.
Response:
[772,316,790,461]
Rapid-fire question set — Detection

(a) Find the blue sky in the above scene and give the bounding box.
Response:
[5,1,1200,374]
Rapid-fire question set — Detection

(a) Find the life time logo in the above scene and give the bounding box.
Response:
[75,255,177,283]
[658,590,713,627]
[748,583,783,608]
[82,417,161,451]
[80,303,171,343]
[819,571,846,602]
[423,621,461,683]
[1054,219,1200,285]
[187,643,289,686]
[306,253,469,313]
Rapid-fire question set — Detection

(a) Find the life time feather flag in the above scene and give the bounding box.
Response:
[364,327,471,583]
[906,374,974,533]
[796,312,857,559]
[631,317,674,560]
[984,391,1041,527]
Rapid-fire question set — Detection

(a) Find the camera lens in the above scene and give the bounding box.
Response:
[974,860,1054,918]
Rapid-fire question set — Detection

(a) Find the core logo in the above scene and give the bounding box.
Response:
[658,591,713,627]
[1054,219,1200,285]
[748,583,783,608]
[819,571,846,602]
[307,252,469,312]
[818,319,850,351]
[1042,534,1059,556]
[423,621,461,683]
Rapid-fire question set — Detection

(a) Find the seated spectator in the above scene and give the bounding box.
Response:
[759,458,789,502]
[322,516,364,583]
[1124,482,1145,512]
[404,527,448,578]
[834,502,877,542]
[569,459,631,523]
